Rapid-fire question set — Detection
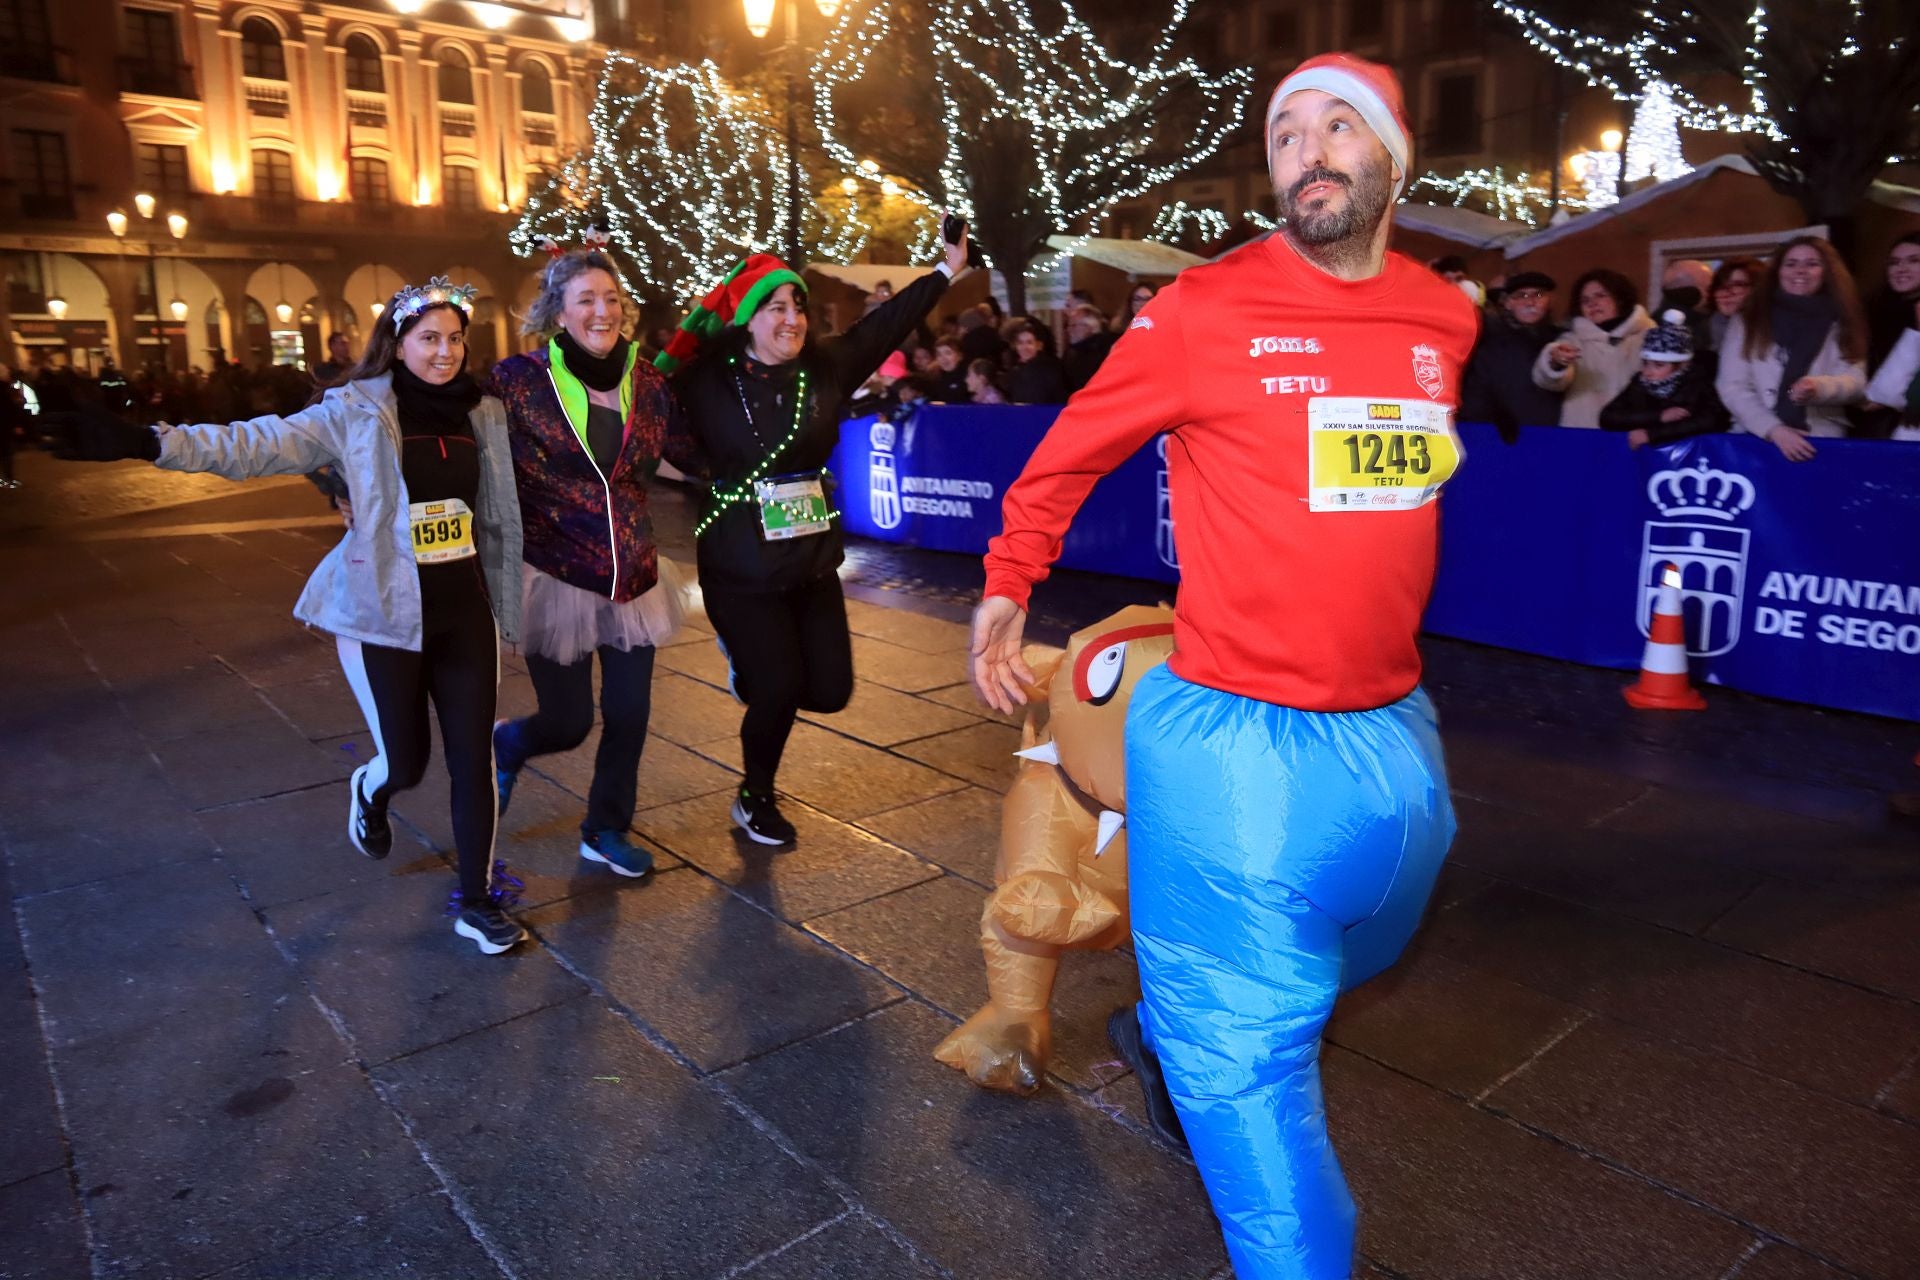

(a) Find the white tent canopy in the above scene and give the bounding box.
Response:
[804,263,935,294]
[1045,234,1207,277]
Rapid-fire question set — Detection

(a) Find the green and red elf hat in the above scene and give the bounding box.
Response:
[652,253,807,373]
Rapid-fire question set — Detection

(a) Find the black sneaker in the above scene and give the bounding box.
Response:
[1107,1004,1188,1151]
[492,719,519,818]
[453,903,527,955]
[347,763,391,860]
[730,790,796,846]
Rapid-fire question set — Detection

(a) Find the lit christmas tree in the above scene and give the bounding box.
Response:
[811,0,1251,311]
[1622,82,1692,185]
[510,53,871,308]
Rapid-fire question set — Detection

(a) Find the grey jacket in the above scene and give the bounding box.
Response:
[155,373,522,651]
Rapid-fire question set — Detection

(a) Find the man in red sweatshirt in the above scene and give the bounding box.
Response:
[970,55,1479,1280]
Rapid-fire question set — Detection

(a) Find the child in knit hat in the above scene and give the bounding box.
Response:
[1599,308,1730,447]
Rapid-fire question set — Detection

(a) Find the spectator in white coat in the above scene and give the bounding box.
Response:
[1864,297,1920,443]
[1531,269,1654,427]
[1715,235,1868,462]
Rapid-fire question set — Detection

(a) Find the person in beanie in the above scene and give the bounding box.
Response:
[970,52,1476,1280]
[663,229,972,845]
[491,247,699,880]
[1600,309,1730,447]
[1459,268,1564,441]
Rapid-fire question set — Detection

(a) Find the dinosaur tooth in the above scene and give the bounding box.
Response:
[1094,809,1125,856]
[1013,741,1061,766]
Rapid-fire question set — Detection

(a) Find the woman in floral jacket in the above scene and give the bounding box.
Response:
[491,247,700,877]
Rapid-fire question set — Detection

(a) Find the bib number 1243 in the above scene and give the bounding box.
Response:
[1307,397,1460,512]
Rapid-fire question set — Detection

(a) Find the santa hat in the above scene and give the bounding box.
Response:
[1266,53,1412,198]
[1642,309,1695,363]
[654,253,807,373]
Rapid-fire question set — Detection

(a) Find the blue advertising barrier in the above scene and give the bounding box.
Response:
[829,409,1920,721]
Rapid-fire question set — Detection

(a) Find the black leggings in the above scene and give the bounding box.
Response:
[337,589,499,903]
[702,574,854,796]
[497,643,655,836]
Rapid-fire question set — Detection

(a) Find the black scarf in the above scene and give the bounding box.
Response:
[391,365,481,433]
[555,331,631,392]
[1770,291,1839,430]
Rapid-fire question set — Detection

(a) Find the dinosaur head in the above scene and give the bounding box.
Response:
[1040,604,1175,815]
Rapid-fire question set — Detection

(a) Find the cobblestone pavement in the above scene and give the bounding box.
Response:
[2,451,1916,1280]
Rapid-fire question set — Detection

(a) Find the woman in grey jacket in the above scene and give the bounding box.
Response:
[50,280,529,955]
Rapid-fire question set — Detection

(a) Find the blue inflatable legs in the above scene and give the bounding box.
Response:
[1125,666,1456,1280]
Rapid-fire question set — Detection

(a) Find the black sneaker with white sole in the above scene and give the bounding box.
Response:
[347,763,391,860]
[1107,1003,1189,1151]
[730,789,796,846]
[453,903,527,955]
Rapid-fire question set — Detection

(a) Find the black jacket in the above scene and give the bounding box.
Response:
[1460,312,1565,442]
[1598,364,1729,445]
[1003,353,1069,405]
[1062,331,1116,394]
[674,268,949,593]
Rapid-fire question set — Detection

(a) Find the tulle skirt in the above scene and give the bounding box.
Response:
[519,558,690,665]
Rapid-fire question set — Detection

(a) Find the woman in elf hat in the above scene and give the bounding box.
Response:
[490,243,701,879]
[658,224,972,844]
[46,280,530,956]
[1599,308,1731,447]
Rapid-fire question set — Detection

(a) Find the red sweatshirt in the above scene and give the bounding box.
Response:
[984,235,1480,711]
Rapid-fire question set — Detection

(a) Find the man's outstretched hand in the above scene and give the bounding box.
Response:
[969,595,1034,713]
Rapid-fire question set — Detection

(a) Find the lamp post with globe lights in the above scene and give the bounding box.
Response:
[107,192,189,371]
[742,0,842,265]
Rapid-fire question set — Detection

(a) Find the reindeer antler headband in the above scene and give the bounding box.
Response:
[390,276,479,332]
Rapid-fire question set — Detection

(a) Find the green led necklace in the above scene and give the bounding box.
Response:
[693,361,839,539]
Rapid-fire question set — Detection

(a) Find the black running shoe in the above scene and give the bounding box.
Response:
[453,903,527,955]
[730,789,796,846]
[1107,1003,1189,1151]
[347,763,391,860]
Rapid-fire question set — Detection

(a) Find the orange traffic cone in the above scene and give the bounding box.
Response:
[1624,562,1706,711]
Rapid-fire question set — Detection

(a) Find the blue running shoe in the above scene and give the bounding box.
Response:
[579,829,656,878]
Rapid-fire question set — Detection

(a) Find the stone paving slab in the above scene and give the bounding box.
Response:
[1487,1018,1920,1278]
[151,716,354,811]
[1704,876,1920,1003]
[699,720,968,821]
[647,669,750,748]
[526,869,903,1073]
[375,996,844,1280]
[259,669,370,741]
[1734,1245,1856,1280]
[917,679,1022,726]
[855,785,1003,887]
[842,596,974,655]
[1424,880,1920,1107]
[724,1000,1227,1280]
[0,969,65,1187]
[0,1170,90,1280]
[1327,1047,1752,1279]
[892,720,1023,791]
[1444,731,1655,825]
[55,990,431,1280]
[196,782,443,911]
[108,660,286,743]
[848,633,970,693]
[638,789,941,921]
[532,729,742,814]
[205,1189,505,1280]
[735,1213,946,1280]
[798,676,984,747]
[264,874,590,1066]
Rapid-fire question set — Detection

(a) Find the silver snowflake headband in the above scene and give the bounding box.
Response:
[391,276,479,332]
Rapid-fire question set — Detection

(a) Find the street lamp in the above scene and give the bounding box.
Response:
[107,194,189,371]
[46,296,68,319]
[745,0,841,264]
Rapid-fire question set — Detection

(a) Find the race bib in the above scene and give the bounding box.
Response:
[1306,397,1461,512]
[409,498,476,563]
[754,472,834,541]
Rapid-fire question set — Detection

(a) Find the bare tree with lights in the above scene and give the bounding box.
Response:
[811,0,1251,312]
[509,53,870,309]
[1493,0,1920,252]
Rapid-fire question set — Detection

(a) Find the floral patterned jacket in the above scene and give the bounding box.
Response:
[492,342,700,603]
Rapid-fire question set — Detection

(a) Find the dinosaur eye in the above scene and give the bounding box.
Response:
[1084,642,1126,705]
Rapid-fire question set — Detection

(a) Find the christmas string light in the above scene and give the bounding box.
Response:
[1622,82,1692,184]
[510,54,873,306]
[811,0,1251,295]
[1151,201,1232,244]
[691,365,837,539]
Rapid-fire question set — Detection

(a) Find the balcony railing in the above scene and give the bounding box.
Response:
[119,58,196,99]
[523,112,557,149]
[18,192,78,220]
[440,104,476,139]
[245,77,290,118]
[346,89,388,128]
[0,46,75,84]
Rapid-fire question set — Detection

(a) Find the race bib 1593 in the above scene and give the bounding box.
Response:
[409,498,476,563]
[1306,397,1461,512]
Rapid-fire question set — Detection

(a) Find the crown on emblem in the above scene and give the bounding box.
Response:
[1646,458,1756,522]
[870,420,897,451]
[390,276,479,332]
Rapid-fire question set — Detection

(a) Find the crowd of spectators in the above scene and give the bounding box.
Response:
[1455,230,1920,457]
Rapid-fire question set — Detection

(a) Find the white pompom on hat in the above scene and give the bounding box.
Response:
[1267,53,1413,198]
[1642,309,1696,363]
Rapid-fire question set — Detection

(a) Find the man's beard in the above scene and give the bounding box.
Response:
[1277,155,1392,248]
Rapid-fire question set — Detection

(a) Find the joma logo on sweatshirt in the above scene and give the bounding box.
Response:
[1248,335,1324,358]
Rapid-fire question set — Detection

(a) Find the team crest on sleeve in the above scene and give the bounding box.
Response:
[1411,344,1445,400]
